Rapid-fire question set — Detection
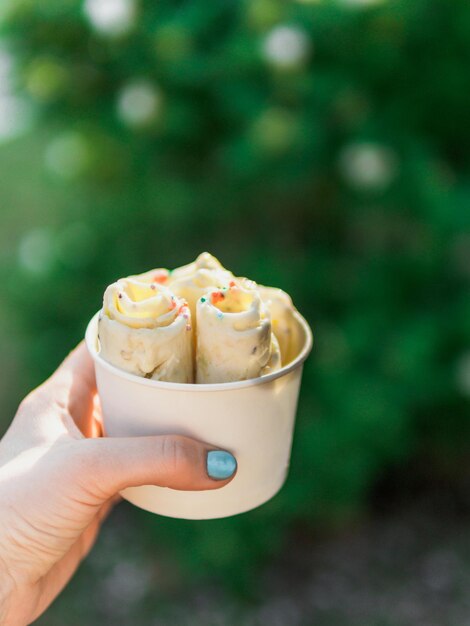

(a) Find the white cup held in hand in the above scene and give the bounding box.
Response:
[86,310,312,520]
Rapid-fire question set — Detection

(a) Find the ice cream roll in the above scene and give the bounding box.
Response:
[168,252,235,323]
[130,267,170,285]
[196,283,281,383]
[258,286,300,366]
[98,277,193,383]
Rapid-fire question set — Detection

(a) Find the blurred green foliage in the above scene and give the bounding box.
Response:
[0,0,469,589]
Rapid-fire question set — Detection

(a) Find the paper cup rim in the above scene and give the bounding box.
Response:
[85,310,313,392]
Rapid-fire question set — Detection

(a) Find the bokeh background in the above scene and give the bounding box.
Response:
[1,0,470,623]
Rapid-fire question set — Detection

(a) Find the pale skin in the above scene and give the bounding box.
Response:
[0,343,234,625]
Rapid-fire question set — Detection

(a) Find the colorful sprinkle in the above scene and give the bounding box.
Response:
[229,280,237,288]
[150,284,156,290]
[201,297,206,303]
[186,324,192,331]
[118,293,123,299]
[168,299,177,311]
[211,291,225,304]
[217,311,224,319]
[152,271,168,284]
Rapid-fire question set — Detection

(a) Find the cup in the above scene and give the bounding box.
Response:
[85,310,313,519]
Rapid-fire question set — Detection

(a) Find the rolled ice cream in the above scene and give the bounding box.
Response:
[196,283,281,383]
[98,277,193,382]
[257,285,301,365]
[97,252,299,384]
[167,252,235,323]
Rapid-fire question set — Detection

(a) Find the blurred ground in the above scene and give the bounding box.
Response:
[36,479,470,626]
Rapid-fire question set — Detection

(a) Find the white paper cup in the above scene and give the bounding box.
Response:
[85,310,313,519]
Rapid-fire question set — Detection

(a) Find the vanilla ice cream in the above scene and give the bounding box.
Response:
[258,285,300,365]
[168,252,235,323]
[196,283,281,383]
[98,277,193,382]
[97,253,301,384]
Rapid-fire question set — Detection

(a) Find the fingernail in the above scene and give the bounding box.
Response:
[207,450,237,480]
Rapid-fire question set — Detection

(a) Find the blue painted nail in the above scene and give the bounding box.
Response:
[207,450,237,480]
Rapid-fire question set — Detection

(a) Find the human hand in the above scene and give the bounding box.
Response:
[0,343,236,625]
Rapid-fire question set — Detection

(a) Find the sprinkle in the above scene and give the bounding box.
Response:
[217,311,224,319]
[229,280,237,288]
[152,271,168,284]
[168,299,177,311]
[201,297,206,303]
[186,324,191,331]
[118,293,123,299]
[150,284,156,290]
[211,291,225,304]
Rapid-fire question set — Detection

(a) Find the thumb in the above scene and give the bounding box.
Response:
[74,435,237,500]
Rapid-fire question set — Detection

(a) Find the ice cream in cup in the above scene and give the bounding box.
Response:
[196,283,281,383]
[86,253,313,519]
[98,277,193,383]
[167,252,235,325]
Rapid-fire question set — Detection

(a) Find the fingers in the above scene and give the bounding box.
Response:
[6,343,97,447]
[48,342,97,437]
[74,435,237,501]
[49,342,96,401]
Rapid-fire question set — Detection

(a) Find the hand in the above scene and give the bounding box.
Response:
[0,343,236,625]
